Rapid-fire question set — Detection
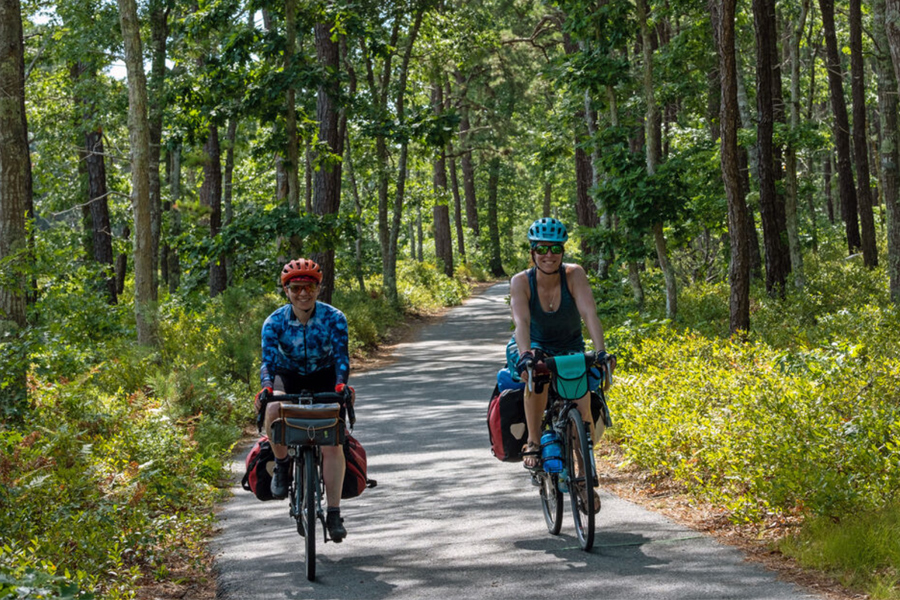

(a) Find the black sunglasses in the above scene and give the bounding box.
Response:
[533,244,564,255]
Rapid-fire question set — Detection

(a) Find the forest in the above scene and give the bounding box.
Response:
[2,0,900,597]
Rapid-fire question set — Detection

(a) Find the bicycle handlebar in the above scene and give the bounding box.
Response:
[526,351,616,394]
[256,388,355,432]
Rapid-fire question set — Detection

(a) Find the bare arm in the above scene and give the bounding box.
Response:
[566,264,606,353]
[509,271,532,357]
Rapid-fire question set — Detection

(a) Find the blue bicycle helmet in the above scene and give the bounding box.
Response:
[527,217,569,245]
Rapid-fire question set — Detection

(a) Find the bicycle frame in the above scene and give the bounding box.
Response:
[257,389,352,581]
[527,352,608,551]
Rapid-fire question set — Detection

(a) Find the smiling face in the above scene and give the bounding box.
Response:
[531,242,564,271]
[284,279,320,313]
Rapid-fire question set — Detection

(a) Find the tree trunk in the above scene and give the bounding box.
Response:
[850,0,878,266]
[880,0,900,301]
[824,151,835,223]
[223,118,237,285]
[821,0,862,254]
[311,17,344,305]
[148,0,168,301]
[486,156,505,277]
[71,63,117,303]
[118,0,157,345]
[0,0,31,412]
[345,131,366,292]
[431,82,453,277]
[382,10,424,305]
[85,129,117,303]
[785,0,809,288]
[448,141,466,263]
[166,144,182,293]
[285,0,300,212]
[753,0,790,295]
[455,71,479,237]
[712,0,751,333]
[202,125,226,297]
[639,0,676,320]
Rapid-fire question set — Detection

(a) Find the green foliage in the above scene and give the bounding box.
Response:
[397,259,470,309]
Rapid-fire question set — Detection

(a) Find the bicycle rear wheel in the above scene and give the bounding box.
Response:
[566,409,596,551]
[539,472,563,535]
[302,448,317,581]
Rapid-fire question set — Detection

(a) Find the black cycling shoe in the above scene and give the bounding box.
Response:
[270,462,290,500]
[326,511,347,543]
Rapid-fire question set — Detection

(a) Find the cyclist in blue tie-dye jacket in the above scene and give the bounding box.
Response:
[254,257,352,542]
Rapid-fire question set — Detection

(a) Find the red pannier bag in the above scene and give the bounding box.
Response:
[241,436,276,501]
[342,433,377,499]
[487,385,528,462]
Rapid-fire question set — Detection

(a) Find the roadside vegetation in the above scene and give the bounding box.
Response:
[0,261,478,600]
[600,225,900,599]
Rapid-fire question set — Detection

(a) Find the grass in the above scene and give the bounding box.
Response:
[779,505,900,599]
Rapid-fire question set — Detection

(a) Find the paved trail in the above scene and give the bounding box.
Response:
[213,283,820,600]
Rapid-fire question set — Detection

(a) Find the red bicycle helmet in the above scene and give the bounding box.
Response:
[281,258,323,286]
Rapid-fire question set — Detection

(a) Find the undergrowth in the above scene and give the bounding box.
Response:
[0,258,475,599]
[603,233,900,598]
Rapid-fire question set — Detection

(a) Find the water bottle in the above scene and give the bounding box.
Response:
[541,431,564,473]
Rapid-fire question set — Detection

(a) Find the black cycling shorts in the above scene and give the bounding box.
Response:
[275,368,336,395]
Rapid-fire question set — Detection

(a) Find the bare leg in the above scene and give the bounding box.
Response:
[265,401,289,460]
[523,382,548,467]
[321,445,345,508]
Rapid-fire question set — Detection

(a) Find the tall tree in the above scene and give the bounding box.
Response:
[753,0,790,295]
[849,0,878,267]
[148,0,170,300]
[486,155,505,276]
[0,0,32,411]
[201,124,226,297]
[784,0,809,288]
[432,81,454,276]
[820,0,862,254]
[311,6,346,304]
[455,70,480,236]
[118,0,158,345]
[881,0,900,301]
[711,0,750,332]
[638,0,676,320]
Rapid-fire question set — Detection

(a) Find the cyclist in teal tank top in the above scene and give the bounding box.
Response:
[508,218,615,509]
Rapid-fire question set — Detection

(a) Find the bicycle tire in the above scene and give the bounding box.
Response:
[302,448,317,581]
[539,472,563,535]
[566,409,595,551]
[292,458,304,537]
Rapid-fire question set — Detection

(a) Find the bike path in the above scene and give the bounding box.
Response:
[213,282,821,600]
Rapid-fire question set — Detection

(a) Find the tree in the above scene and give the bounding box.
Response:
[0,0,32,411]
[881,0,900,301]
[753,0,790,295]
[849,0,878,267]
[431,80,454,276]
[820,0,862,255]
[118,0,158,345]
[311,7,346,305]
[712,0,750,333]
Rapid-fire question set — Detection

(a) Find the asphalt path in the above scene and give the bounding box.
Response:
[213,282,821,600]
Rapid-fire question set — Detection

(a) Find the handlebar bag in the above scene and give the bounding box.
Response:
[271,403,345,446]
[552,354,589,400]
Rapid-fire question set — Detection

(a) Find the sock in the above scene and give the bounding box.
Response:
[327,507,340,516]
[275,456,290,466]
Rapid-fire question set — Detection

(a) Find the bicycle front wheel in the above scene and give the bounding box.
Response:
[539,472,563,535]
[566,408,596,551]
[302,448,317,581]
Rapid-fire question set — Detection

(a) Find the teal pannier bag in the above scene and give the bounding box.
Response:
[552,353,589,400]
